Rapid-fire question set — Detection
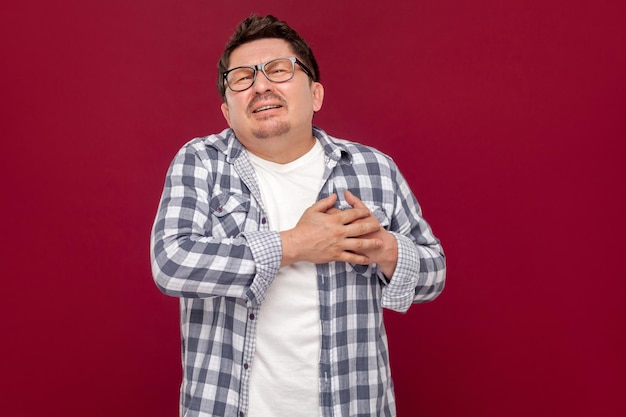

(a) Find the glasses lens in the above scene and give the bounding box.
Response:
[226,67,255,91]
[264,58,295,82]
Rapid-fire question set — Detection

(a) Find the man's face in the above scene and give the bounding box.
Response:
[220,38,324,144]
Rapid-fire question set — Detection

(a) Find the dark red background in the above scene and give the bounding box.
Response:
[2,1,624,416]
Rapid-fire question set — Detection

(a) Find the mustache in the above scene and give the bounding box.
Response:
[247,92,286,112]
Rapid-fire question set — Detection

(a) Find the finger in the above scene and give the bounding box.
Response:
[345,219,381,237]
[336,207,372,225]
[344,190,368,210]
[308,193,337,213]
[345,237,382,251]
[337,251,371,265]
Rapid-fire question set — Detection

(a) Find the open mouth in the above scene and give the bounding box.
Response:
[253,105,282,113]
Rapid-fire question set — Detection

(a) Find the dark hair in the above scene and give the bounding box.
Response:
[217,14,320,100]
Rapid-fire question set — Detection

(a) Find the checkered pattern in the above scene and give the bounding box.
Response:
[150,127,446,417]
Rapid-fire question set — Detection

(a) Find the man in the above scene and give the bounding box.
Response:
[151,14,445,417]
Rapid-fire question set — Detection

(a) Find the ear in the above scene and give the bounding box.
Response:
[311,82,324,112]
[220,101,231,126]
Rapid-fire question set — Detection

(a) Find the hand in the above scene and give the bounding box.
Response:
[331,191,399,278]
[280,193,383,267]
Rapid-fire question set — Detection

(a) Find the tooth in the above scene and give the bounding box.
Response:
[256,105,276,112]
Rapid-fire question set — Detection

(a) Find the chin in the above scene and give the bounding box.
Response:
[251,122,291,139]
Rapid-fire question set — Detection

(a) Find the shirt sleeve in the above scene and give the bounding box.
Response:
[381,165,446,313]
[150,142,281,306]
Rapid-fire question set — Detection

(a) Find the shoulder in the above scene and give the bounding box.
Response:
[172,128,240,163]
[179,128,231,154]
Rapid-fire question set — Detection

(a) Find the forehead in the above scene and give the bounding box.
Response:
[229,38,295,67]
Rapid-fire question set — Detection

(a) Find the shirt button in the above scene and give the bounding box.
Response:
[216,206,223,213]
[240,412,245,417]
[249,313,255,320]
[244,363,249,370]
[261,217,267,224]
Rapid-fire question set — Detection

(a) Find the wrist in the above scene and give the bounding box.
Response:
[279,229,297,267]
[378,232,399,278]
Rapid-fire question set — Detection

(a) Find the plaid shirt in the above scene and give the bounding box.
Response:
[150,127,446,417]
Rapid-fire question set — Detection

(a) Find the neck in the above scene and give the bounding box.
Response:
[238,128,316,164]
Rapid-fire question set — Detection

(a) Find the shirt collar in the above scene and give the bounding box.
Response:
[313,126,352,164]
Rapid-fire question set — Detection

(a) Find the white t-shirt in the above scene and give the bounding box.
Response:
[247,140,325,417]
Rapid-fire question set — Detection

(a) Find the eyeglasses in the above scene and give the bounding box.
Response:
[223,57,315,93]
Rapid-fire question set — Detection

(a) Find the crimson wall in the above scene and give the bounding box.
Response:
[2,1,624,416]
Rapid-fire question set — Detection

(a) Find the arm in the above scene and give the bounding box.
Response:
[340,173,446,313]
[150,144,281,305]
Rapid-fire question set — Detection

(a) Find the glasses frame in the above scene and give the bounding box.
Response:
[222,56,315,93]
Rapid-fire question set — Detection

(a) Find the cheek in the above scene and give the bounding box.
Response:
[223,100,248,125]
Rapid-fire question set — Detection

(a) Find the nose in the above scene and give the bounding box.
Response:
[251,69,274,93]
